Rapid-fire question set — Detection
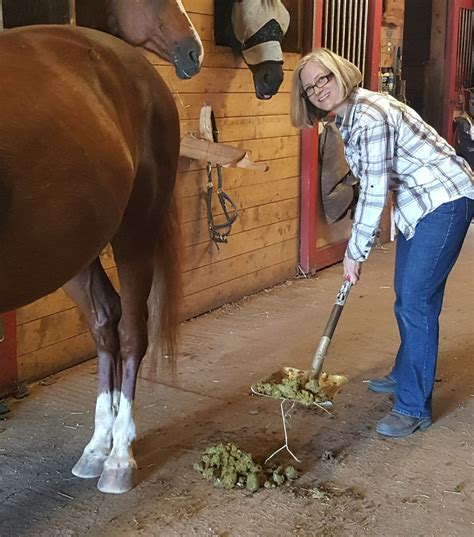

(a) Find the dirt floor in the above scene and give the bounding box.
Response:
[1,229,473,537]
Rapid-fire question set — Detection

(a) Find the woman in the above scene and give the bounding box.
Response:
[291,48,474,438]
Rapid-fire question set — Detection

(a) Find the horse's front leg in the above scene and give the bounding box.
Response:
[97,235,154,494]
[97,320,148,493]
[63,259,122,478]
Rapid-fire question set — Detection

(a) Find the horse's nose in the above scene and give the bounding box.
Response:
[189,48,199,68]
[253,63,284,99]
[174,37,203,79]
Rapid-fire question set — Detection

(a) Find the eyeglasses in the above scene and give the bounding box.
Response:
[301,72,334,98]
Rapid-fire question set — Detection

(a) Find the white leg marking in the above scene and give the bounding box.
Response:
[72,390,120,478]
[104,395,136,471]
[97,395,137,492]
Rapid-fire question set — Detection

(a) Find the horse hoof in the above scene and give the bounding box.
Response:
[72,454,107,478]
[97,466,136,494]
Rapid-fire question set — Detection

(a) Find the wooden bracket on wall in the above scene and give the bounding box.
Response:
[179,134,269,172]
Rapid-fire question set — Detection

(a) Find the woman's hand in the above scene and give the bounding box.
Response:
[343,255,361,285]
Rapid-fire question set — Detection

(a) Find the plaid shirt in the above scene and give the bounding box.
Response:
[335,87,474,262]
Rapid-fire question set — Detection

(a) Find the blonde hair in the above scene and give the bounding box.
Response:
[290,48,362,129]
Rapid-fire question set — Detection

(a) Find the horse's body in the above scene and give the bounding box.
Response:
[0,1,203,494]
[215,0,290,99]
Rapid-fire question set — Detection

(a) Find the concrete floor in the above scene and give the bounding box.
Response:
[1,228,473,537]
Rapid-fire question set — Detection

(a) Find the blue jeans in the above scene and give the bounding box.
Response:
[389,196,473,419]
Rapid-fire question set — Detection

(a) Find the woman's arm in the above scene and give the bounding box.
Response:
[346,121,394,264]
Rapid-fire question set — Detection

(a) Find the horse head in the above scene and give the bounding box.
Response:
[107,0,204,79]
[232,0,290,99]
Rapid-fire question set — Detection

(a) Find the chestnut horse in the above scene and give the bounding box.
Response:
[0,2,203,494]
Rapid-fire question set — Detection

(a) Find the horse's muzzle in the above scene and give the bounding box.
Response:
[173,37,203,80]
[251,61,284,100]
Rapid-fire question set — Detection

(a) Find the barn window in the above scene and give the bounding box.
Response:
[320,0,371,86]
[0,0,72,29]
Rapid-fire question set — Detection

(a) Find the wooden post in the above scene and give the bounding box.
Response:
[299,0,323,273]
[366,0,383,91]
[69,0,76,25]
[0,312,18,396]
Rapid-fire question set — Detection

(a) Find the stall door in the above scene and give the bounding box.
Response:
[300,0,383,272]
[443,0,474,145]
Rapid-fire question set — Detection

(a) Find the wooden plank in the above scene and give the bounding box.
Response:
[172,92,292,121]
[17,266,119,325]
[17,291,75,327]
[179,134,299,172]
[182,258,297,319]
[182,198,299,247]
[155,65,293,95]
[180,175,299,224]
[183,236,298,295]
[183,219,299,272]
[180,114,298,143]
[144,44,301,71]
[17,307,88,357]
[183,0,214,16]
[17,239,298,359]
[17,332,95,384]
[177,156,299,199]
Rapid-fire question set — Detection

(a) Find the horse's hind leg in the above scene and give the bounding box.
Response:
[96,223,155,494]
[63,257,122,478]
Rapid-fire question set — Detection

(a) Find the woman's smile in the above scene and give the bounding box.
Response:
[300,61,347,115]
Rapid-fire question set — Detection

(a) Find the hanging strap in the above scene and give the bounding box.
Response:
[200,105,238,244]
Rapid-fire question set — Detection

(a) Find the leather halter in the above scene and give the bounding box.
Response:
[201,106,238,245]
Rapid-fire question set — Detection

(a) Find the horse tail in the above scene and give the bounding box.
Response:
[147,186,182,369]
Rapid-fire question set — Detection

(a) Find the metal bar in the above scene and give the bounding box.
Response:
[463,9,470,86]
[0,0,3,30]
[467,11,472,88]
[355,0,360,69]
[323,0,329,48]
[467,9,474,87]
[352,0,359,66]
[347,0,353,62]
[329,0,335,50]
[361,0,369,85]
[455,10,461,89]
[456,9,465,89]
[358,0,365,72]
[458,9,462,88]
[341,0,347,58]
[462,8,472,88]
[335,0,341,54]
[457,9,465,89]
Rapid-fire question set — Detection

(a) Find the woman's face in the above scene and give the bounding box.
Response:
[300,61,343,113]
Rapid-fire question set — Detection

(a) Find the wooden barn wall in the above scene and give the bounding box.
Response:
[15,0,302,383]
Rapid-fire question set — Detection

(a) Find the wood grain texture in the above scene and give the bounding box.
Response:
[17,0,302,379]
